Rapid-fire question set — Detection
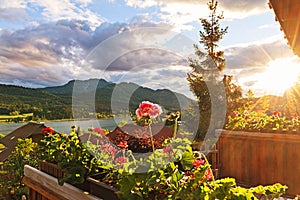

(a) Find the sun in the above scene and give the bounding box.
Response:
[254,57,300,95]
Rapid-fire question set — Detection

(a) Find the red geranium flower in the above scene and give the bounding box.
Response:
[41,126,55,134]
[117,141,128,149]
[93,127,105,136]
[233,111,239,117]
[204,169,212,180]
[192,158,205,168]
[273,111,281,117]
[293,113,298,119]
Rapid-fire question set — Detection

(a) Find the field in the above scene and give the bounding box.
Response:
[0,113,33,122]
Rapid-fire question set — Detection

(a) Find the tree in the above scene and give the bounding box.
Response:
[187,0,242,140]
[223,75,243,114]
[188,0,227,74]
[283,77,300,117]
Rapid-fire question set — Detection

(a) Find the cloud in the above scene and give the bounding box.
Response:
[0,0,105,29]
[0,18,192,88]
[225,39,293,70]
[106,48,187,71]
[125,0,270,31]
[223,38,298,95]
[125,0,159,8]
[107,65,194,99]
[0,8,28,21]
[220,0,268,13]
[29,0,104,27]
[87,18,191,72]
[0,20,94,86]
[0,0,28,22]
[125,0,269,14]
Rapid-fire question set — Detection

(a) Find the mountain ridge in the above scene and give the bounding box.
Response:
[0,79,194,120]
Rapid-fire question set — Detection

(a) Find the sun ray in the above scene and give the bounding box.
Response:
[251,56,300,96]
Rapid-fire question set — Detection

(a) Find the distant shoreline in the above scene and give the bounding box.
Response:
[0,117,121,135]
[0,117,115,124]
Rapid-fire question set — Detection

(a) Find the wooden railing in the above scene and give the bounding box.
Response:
[217,130,300,197]
[24,131,300,198]
[23,165,100,200]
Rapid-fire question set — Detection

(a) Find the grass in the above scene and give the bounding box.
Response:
[0,113,33,120]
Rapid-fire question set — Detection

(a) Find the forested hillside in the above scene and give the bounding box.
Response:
[0,79,193,120]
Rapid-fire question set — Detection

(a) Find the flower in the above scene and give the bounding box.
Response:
[192,158,205,168]
[163,145,173,158]
[136,101,162,119]
[41,126,55,134]
[204,169,212,180]
[233,111,239,117]
[117,141,128,149]
[36,121,287,199]
[101,143,118,157]
[115,156,128,167]
[35,101,288,199]
[227,114,231,119]
[273,111,281,117]
[93,127,105,136]
[293,113,298,119]
[243,111,249,116]
[135,101,162,152]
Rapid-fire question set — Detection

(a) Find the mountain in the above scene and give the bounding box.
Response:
[0,79,194,120]
[41,79,111,95]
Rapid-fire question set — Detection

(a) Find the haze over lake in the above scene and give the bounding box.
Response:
[0,118,124,135]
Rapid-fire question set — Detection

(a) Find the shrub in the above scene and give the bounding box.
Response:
[0,138,38,199]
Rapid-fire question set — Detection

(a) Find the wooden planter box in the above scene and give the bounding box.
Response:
[217,129,300,197]
[23,163,119,200]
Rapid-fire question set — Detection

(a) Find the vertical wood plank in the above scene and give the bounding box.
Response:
[217,130,300,197]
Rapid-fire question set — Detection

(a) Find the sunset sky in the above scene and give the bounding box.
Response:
[0,0,299,99]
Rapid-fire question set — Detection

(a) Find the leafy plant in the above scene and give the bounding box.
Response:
[36,104,288,199]
[225,110,300,132]
[38,127,102,185]
[115,138,287,200]
[0,138,38,199]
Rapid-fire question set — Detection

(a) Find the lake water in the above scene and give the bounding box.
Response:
[0,118,124,135]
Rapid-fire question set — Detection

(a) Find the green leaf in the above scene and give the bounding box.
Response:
[181,150,195,170]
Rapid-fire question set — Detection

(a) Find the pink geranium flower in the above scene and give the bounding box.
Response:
[192,158,205,168]
[136,101,162,119]
[115,156,128,167]
[101,143,118,157]
[163,146,173,158]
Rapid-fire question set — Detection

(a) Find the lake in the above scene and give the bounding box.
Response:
[0,118,125,135]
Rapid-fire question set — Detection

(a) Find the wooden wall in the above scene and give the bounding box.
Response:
[218,130,300,197]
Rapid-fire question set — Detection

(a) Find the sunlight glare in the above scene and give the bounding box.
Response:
[256,57,300,95]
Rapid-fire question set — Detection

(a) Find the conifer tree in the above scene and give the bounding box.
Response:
[187,0,242,140]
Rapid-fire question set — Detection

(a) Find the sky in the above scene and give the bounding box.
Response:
[0,0,300,99]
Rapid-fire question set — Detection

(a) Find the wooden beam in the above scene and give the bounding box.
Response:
[23,165,100,200]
